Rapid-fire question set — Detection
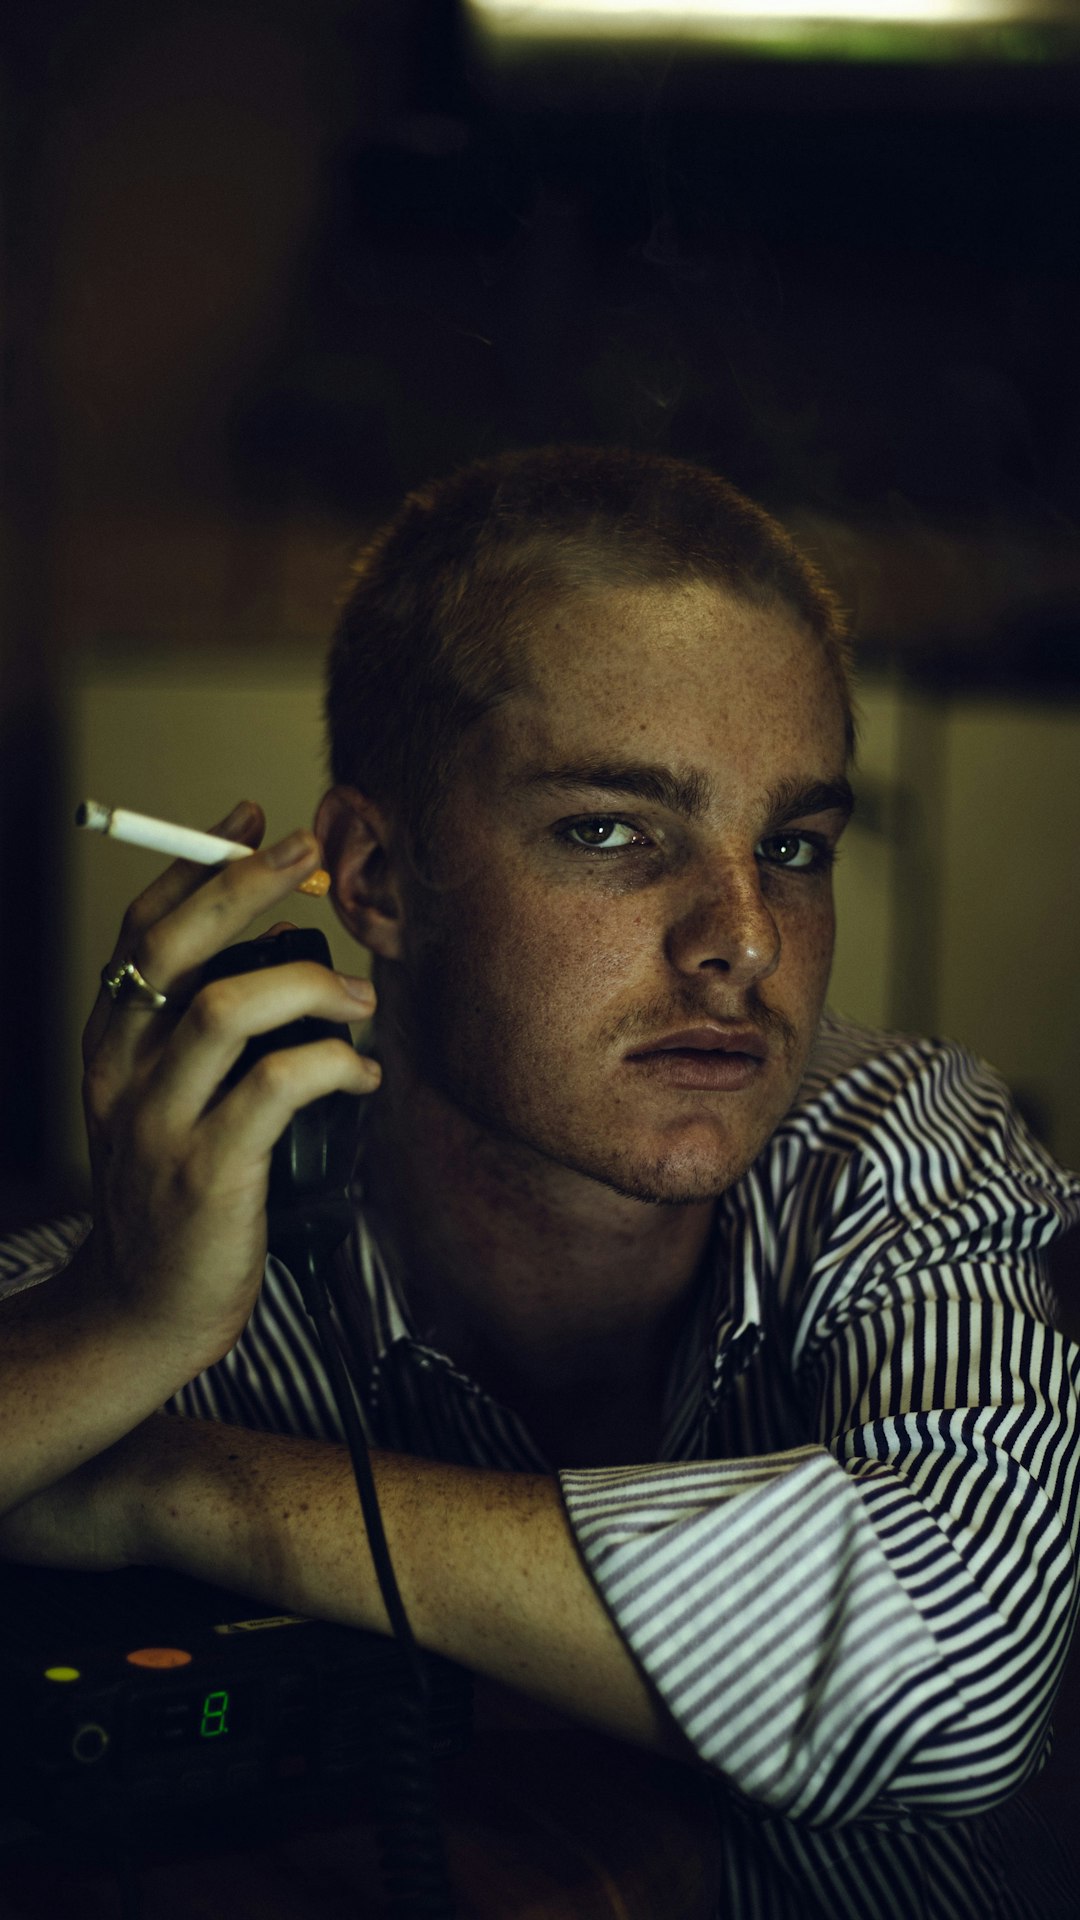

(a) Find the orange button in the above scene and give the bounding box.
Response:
[125,1647,193,1670]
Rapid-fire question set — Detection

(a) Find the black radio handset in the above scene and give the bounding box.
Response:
[199,927,456,1918]
[198,925,361,1291]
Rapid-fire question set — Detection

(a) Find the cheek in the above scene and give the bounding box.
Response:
[435,871,653,1059]
[493,890,648,1014]
[759,865,835,957]
[782,887,836,988]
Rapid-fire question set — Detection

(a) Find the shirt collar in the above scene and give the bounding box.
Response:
[607,1183,769,1459]
[344,1162,768,1420]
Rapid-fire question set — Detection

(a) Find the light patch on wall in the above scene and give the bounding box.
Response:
[471,1,1040,24]
[465,0,1076,60]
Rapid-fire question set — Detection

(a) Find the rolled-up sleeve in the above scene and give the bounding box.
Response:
[560,1038,1080,1829]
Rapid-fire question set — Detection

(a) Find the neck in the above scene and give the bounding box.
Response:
[363,1057,715,1467]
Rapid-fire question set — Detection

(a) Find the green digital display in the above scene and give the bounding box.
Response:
[136,1683,246,1751]
[200,1689,229,1739]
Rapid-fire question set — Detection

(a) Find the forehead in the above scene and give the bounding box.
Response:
[481,580,848,791]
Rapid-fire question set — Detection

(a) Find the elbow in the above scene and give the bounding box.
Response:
[867,1645,1075,1827]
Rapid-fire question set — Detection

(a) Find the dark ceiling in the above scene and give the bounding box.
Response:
[228,8,1080,549]
[4,0,1079,677]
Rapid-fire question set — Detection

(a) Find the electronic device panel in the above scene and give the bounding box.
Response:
[0,1561,471,1846]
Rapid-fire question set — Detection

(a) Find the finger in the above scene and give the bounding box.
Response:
[94,829,324,1081]
[194,1034,381,1179]
[124,829,323,1008]
[146,962,378,1135]
[83,801,265,1066]
[111,801,267,959]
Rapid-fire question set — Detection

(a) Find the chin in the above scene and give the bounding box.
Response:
[559,1128,767,1207]
[596,1162,751,1207]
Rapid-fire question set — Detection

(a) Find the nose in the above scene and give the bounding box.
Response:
[665,859,781,986]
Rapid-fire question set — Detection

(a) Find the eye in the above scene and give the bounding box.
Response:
[562,817,650,852]
[756,832,833,872]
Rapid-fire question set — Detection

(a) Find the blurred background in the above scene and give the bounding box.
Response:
[2,0,1079,1227]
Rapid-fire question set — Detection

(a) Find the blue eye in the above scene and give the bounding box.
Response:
[756,833,833,872]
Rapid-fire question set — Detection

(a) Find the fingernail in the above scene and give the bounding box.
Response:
[341,975,375,1005]
[267,830,315,869]
[217,800,256,835]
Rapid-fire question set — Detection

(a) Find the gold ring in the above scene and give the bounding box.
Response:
[100,958,168,1011]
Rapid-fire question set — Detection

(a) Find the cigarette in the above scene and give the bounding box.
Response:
[75,800,331,897]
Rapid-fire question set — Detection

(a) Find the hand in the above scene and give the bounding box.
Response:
[81,800,380,1375]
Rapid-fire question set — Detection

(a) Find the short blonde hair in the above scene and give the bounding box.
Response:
[326,444,854,849]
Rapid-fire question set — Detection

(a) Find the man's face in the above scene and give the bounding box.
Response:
[396,581,852,1205]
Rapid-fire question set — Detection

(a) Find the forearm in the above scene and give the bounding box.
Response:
[132,1414,692,1762]
[0,1240,212,1515]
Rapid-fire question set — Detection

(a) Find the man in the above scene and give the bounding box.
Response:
[2,446,1078,1917]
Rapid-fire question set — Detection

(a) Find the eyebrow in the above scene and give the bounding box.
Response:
[763,774,856,828]
[521,760,712,817]
[520,760,855,827]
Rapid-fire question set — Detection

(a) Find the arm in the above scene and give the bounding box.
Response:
[0,1411,692,1763]
[0,1233,207,1513]
[0,801,379,1517]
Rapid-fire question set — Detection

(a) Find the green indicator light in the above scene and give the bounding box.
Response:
[44,1666,80,1684]
[200,1689,230,1738]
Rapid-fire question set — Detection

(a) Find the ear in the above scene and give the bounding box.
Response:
[314,785,404,961]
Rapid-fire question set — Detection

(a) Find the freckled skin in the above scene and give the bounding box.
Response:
[323,578,852,1458]
[397,582,848,1208]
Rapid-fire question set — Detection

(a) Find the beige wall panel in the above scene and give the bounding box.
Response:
[937,701,1080,1169]
[829,672,903,1034]
[62,661,364,1181]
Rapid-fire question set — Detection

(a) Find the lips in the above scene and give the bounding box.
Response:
[625,1025,769,1092]
[628,1026,769,1060]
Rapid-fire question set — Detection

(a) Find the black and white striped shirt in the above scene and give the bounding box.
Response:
[5,1012,1080,1918]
